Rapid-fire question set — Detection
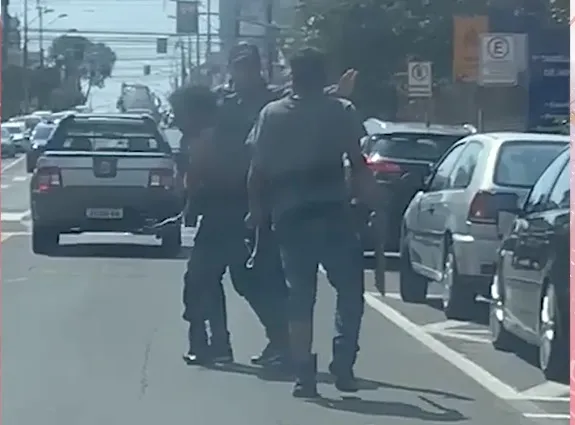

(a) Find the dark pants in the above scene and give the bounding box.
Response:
[183,212,289,354]
[274,203,365,372]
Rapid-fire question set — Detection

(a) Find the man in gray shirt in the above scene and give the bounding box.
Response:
[246,47,379,398]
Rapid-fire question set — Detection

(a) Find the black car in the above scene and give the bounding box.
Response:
[490,147,569,381]
[26,122,56,172]
[354,120,476,254]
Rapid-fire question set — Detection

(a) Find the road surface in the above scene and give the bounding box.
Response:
[1,155,569,425]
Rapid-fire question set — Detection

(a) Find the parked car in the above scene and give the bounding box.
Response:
[2,122,30,152]
[490,146,569,381]
[26,121,56,172]
[1,127,17,158]
[31,110,53,120]
[399,132,568,319]
[352,119,476,255]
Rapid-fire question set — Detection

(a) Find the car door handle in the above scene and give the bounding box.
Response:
[425,206,435,213]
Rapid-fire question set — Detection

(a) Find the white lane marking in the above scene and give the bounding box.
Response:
[11,176,28,182]
[1,184,10,189]
[1,155,25,172]
[0,232,28,242]
[518,381,570,400]
[1,210,31,221]
[364,293,520,400]
[523,413,569,419]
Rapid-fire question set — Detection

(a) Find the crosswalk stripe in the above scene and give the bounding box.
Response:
[1,211,31,222]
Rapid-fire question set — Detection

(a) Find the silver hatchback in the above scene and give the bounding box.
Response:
[399,132,569,319]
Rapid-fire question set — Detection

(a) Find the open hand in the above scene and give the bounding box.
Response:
[335,69,358,98]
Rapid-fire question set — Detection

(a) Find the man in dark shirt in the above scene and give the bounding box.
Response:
[175,44,291,366]
[246,47,379,398]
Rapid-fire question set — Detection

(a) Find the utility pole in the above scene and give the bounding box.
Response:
[37,0,44,67]
[2,0,9,72]
[206,0,212,56]
[265,0,274,82]
[22,0,29,112]
[179,39,187,85]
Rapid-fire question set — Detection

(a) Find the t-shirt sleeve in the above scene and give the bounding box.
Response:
[245,104,273,168]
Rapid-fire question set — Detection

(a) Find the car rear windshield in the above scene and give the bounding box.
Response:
[3,126,22,134]
[53,120,164,152]
[494,141,567,187]
[33,126,54,140]
[370,133,462,161]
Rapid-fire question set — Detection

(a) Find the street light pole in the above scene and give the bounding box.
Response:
[37,0,44,67]
[23,0,30,112]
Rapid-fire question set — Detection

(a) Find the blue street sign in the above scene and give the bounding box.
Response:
[527,28,569,132]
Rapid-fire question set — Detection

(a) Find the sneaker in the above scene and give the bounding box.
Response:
[329,361,359,393]
[292,380,320,398]
[250,343,285,366]
[182,352,210,365]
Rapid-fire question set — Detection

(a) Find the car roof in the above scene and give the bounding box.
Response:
[471,132,570,145]
[2,122,24,127]
[364,118,474,136]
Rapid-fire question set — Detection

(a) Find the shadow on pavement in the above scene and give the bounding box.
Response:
[308,395,468,421]
[425,297,490,326]
[200,362,474,402]
[42,244,190,260]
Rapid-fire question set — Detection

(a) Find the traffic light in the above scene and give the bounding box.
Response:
[143,64,151,75]
[156,37,168,54]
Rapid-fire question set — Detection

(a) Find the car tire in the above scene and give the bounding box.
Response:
[442,244,476,320]
[161,224,182,255]
[399,237,428,303]
[489,272,515,351]
[538,282,567,382]
[32,225,60,254]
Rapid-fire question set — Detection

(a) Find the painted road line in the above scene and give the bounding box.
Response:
[1,184,10,189]
[1,232,28,242]
[364,292,520,399]
[1,210,31,222]
[1,155,25,172]
[515,381,570,401]
[12,176,28,182]
[523,413,569,420]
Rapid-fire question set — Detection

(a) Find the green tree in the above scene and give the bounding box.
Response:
[48,33,117,96]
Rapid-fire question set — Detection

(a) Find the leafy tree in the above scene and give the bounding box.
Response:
[293,0,568,114]
[48,32,117,96]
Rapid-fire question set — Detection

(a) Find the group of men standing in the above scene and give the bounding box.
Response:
[169,42,380,398]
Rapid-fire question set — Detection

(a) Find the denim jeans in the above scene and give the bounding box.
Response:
[274,203,365,371]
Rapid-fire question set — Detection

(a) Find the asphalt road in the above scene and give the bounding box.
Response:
[1,156,569,425]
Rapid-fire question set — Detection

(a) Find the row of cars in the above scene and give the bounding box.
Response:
[1,107,91,171]
[356,118,569,381]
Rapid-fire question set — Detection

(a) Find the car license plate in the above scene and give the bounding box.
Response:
[86,208,123,219]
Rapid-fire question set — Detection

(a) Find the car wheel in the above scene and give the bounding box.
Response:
[161,224,182,255]
[538,282,567,381]
[32,225,60,254]
[399,237,428,303]
[441,244,476,320]
[489,271,515,351]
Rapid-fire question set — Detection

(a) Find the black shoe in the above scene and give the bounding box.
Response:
[328,361,359,393]
[250,343,285,366]
[182,352,210,365]
[292,354,319,398]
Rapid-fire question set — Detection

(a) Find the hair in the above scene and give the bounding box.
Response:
[289,47,328,93]
[169,84,218,123]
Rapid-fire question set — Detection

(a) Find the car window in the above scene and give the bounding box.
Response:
[494,142,566,188]
[448,142,483,189]
[33,125,54,140]
[428,143,466,191]
[547,162,569,209]
[3,125,22,134]
[62,135,159,152]
[368,133,462,161]
[1,128,10,140]
[523,152,567,214]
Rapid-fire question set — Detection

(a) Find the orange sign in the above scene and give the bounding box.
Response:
[452,16,489,82]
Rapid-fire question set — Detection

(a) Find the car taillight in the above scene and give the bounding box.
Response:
[468,191,497,224]
[149,168,174,188]
[35,166,61,192]
[366,155,402,174]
